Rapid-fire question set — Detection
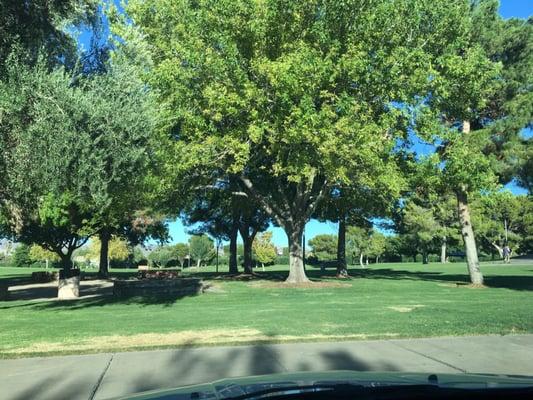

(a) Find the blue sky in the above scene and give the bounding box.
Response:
[77,1,532,247]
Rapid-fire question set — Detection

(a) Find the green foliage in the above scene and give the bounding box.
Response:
[308,234,338,261]
[472,191,532,254]
[0,47,158,265]
[147,246,177,268]
[189,235,215,266]
[173,243,190,267]
[89,237,130,262]
[346,226,370,262]
[0,0,98,72]
[252,231,277,266]
[366,232,387,260]
[115,1,479,268]
[29,245,60,263]
[12,244,32,268]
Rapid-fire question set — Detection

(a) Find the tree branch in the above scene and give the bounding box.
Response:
[239,176,285,228]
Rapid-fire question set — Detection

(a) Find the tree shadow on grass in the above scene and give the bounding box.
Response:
[346,268,533,291]
[161,266,533,291]
[0,288,202,311]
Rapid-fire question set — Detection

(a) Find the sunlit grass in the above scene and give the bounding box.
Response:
[1,262,532,358]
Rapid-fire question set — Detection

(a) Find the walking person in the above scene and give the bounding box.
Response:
[503,245,511,264]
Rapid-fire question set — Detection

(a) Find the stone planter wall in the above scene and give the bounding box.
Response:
[0,284,8,301]
[114,278,203,298]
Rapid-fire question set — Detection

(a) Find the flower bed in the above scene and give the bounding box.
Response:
[137,269,181,280]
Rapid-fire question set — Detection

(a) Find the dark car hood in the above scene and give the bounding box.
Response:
[112,370,533,400]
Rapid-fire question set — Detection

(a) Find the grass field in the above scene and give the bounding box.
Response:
[1,262,532,358]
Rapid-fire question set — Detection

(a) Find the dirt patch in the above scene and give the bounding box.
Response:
[210,273,285,281]
[248,281,351,289]
[388,305,425,313]
[1,329,399,355]
[455,283,487,289]
[202,283,226,294]
[437,282,487,289]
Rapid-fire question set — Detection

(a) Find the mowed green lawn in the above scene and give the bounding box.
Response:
[1,262,533,358]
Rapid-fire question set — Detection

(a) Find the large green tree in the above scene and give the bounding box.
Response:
[0,60,98,269]
[0,51,157,273]
[80,56,159,278]
[119,0,477,283]
[419,1,532,284]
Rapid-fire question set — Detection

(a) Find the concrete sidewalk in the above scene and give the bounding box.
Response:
[1,335,532,400]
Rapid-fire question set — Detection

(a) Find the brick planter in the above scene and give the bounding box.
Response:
[113,278,203,298]
[31,271,58,283]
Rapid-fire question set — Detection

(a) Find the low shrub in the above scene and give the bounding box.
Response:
[138,269,181,280]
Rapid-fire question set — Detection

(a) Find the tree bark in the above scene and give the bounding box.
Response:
[376,255,379,264]
[422,250,429,264]
[242,236,253,274]
[196,259,201,268]
[441,237,447,264]
[238,222,257,274]
[491,242,504,259]
[59,253,72,270]
[457,188,484,285]
[98,229,111,278]
[359,253,364,268]
[336,215,348,277]
[229,194,239,274]
[286,225,310,283]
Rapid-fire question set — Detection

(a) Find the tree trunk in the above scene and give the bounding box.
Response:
[239,222,256,274]
[412,254,417,263]
[359,253,364,268]
[286,225,310,283]
[229,199,239,274]
[242,236,253,274]
[336,215,348,277]
[457,188,484,285]
[491,242,504,259]
[422,250,429,264]
[59,254,72,270]
[196,259,201,269]
[441,237,447,264]
[98,230,111,278]
[376,255,379,264]
[365,255,369,266]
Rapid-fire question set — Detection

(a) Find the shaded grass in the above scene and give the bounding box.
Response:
[1,262,533,358]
